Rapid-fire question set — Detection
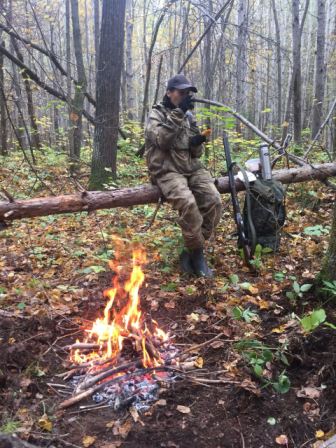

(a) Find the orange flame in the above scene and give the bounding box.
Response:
[70,249,168,368]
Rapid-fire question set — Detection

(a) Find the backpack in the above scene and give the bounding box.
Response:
[242,178,286,251]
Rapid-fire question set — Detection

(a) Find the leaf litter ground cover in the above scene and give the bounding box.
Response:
[0,177,336,447]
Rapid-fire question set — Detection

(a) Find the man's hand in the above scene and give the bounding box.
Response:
[178,95,194,113]
[190,128,212,146]
[190,134,206,146]
[201,128,212,138]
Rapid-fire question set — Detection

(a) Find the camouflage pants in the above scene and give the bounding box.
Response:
[156,169,222,249]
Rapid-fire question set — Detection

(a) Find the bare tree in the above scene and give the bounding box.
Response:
[141,0,177,125]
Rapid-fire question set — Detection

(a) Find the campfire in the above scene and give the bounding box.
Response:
[70,249,170,369]
[50,248,229,412]
[53,249,182,411]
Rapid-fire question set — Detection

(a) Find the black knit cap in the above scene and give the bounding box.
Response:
[166,74,197,92]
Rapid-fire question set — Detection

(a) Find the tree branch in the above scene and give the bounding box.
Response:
[304,97,336,160]
[0,42,95,123]
[193,98,307,167]
[0,22,97,107]
[178,0,233,73]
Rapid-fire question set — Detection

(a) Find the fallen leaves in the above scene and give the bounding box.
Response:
[164,300,176,309]
[37,414,52,432]
[82,435,96,447]
[210,340,225,349]
[315,430,325,439]
[297,386,321,399]
[303,402,320,421]
[275,434,288,445]
[194,356,204,368]
[176,405,191,414]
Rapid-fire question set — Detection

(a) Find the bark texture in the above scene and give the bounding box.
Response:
[1,163,335,222]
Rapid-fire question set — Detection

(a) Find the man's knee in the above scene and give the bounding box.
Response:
[202,188,222,213]
[179,195,202,225]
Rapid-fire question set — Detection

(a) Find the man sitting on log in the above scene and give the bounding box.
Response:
[145,74,222,278]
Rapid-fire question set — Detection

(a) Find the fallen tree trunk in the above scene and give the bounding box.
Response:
[0,163,335,222]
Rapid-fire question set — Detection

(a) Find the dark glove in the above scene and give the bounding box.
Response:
[190,134,206,146]
[178,95,194,113]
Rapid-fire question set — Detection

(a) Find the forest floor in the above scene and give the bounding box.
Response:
[0,153,336,448]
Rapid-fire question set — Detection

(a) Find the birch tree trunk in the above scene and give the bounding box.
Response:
[271,0,282,128]
[311,0,326,138]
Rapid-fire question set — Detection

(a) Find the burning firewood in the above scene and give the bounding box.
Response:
[53,249,234,413]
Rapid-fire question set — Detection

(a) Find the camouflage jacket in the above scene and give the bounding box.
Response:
[144,103,204,180]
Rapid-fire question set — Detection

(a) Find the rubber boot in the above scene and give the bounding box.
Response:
[189,247,213,278]
[179,249,194,275]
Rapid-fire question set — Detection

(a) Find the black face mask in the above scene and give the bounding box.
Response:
[162,94,175,109]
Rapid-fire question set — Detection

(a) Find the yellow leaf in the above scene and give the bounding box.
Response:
[272,325,286,334]
[315,430,325,439]
[248,285,259,295]
[82,435,96,447]
[38,414,52,432]
[187,313,199,322]
[177,405,191,414]
[194,356,204,368]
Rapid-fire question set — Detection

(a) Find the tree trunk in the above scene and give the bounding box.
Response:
[141,1,177,126]
[89,0,126,188]
[292,0,302,144]
[0,0,7,156]
[153,55,163,105]
[291,0,310,144]
[125,0,135,119]
[70,0,87,162]
[11,40,40,157]
[271,0,282,128]
[93,0,100,73]
[203,0,213,157]
[320,200,336,280]
[65,0,74,159]
[1,163,336,222]
[311,0,326,138]
[235,0,248,133]
[0,37,7,156]
[50,23,61,150]
[8,3,27,151]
